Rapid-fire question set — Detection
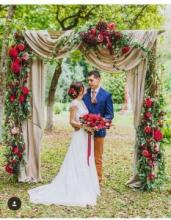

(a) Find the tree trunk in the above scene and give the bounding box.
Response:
[46,60,62,131]
[0,5,16,143]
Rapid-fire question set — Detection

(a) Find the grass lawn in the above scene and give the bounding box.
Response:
[1,111,171,217]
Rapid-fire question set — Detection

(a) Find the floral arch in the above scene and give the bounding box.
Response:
[4,21,165,191]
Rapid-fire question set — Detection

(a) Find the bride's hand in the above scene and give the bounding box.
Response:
[82,125,93,133]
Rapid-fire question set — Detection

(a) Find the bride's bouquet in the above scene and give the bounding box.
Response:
[79,113,112,166]
[79,113,112,131]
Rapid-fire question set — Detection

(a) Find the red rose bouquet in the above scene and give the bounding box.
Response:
[79,113,112,166]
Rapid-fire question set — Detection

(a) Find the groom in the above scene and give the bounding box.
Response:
[83,70,114,184]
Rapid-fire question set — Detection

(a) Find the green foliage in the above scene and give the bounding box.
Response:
[114,103,122,112]
[101,72,126,104]
[45,56,89,104]
[53,102,69,114]
[162,60,171,93]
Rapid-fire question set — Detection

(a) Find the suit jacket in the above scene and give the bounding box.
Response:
[83,87,114,137]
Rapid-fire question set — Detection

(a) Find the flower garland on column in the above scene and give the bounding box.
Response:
[3,32,32,179]
[136,77,166,191]
[135,42,166,191]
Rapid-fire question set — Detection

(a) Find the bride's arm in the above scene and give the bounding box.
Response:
[69,106,82,129]
[69,105,93,133]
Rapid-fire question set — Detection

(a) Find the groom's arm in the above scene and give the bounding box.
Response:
[104,94,114,120]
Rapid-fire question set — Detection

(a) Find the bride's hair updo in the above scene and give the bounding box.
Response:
[68,81,84,99]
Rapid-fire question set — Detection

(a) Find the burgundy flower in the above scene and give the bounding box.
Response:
[122,45,131,54]
[68,88,76,95]
[17,151,22,159]
[16,43,25,51]
[9,95,15,103]
[90,28,96,35]
[19,95,25,103]
[12,146,22,159]
[153,129,163,142]
[97,34,104,43]
[143,149,151,158]
[12,146,19,154]
[144,126,152,134]
[148,161,155,168]
[9,47,18,59]
[11,61,21,74]
[144,98,153,108]
[96,21,107,31]
[144,112,152,119]
[147,173,155,181]
[21,86,29,95]
[107,22,116,30]
[5,163,13,174]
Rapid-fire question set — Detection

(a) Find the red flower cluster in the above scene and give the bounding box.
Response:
[144,97,153,108]
[153,129,163,142]
[144,126,152,134]
[122,45,131,54]
[144,111,152,119]
[12,146,22,159]
[9,42,29,75]
[79,113,112,131]
[9,95,15,103]
[80,21,131,55]
[147,173,155,181]
[11,60,21,74]
[68,88,78,98]
[143,149,152,159]
[9,86,30,104]
[5,163,14,174]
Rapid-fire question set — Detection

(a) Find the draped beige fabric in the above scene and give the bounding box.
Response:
[20,29,158,184]
[18,57,45,182]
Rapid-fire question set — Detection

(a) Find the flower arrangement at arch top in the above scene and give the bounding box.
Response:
[79,21,131,56]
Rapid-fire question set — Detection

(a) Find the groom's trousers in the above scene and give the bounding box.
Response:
[94,137,104,183]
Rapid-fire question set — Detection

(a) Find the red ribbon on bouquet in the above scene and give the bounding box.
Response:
[87,132,92,166]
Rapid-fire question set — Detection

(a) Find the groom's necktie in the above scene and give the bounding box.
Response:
[91,90,97,104]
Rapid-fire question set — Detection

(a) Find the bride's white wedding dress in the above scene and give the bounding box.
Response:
[28,99,100,207]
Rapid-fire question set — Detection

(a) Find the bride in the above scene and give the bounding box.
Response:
[28,81,100,207]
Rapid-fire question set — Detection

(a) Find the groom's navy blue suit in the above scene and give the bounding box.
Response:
[83,87,114,137]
